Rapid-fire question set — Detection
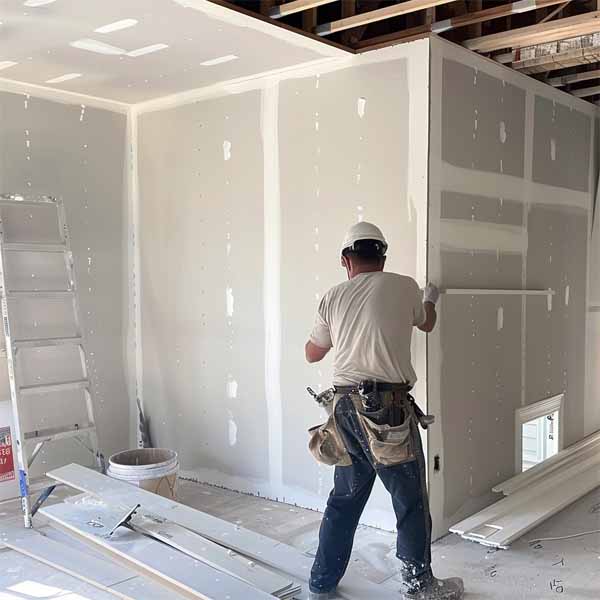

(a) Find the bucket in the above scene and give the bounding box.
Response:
[107,448,179,500]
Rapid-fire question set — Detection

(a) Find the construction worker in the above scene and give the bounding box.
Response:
[305,222,464,600]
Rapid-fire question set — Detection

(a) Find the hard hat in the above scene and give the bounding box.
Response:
[340,221,388,256]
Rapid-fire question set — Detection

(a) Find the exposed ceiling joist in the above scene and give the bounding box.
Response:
[465,11,600,52]
[354,0,568,52]
[571,83,600,97]
[547,67,600,86]
[315,0,455,36]
[270,0,338,19]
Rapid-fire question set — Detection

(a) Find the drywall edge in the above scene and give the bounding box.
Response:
[0,77,130,114]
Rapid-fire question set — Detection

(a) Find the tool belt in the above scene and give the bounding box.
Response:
[307,381,435,468]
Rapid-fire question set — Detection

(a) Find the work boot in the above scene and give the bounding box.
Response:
[401,576,464,600]
[308,590,337,599]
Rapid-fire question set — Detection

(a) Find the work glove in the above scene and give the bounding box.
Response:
[423,283,440,305]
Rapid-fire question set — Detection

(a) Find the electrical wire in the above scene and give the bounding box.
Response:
[529,529,600,544]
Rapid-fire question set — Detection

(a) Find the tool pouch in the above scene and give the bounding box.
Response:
[308,401,352,467]
[357,403,415,467]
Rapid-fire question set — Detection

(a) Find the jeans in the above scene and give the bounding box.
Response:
[309,393,432,594]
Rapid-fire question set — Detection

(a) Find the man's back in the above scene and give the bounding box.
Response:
[310,271,424,386]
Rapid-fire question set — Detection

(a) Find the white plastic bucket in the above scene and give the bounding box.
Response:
[107,448,179,500]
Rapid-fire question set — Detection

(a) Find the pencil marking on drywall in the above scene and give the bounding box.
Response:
[497,306,504,331]
[223,140,232,161]
[357,97,367,119]
[226,286,234,317]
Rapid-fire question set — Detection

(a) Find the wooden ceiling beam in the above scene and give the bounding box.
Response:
[464,11,600,52]
[571,83,600,97]
[353,0,567,51]
[270,0,338,19]
[547,67,600,86]
[315,0,455,36]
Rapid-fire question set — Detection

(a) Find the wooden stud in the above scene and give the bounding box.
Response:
[315,0,455,36]
[547,67,600,87]
[571,83,600,98]
[352,0,567,51]
[464,11,600,52]
[270,0,338,19]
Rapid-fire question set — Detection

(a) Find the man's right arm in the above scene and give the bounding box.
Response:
[417,283,439,333]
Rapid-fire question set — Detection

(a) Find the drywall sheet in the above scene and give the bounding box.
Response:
[278,58,425,520]
[0,91,128,479]
[428,37,595,539]
[138,91,269,483]
[137,40,430,529]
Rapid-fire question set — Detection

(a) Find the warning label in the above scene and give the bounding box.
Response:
[0,426,15,483]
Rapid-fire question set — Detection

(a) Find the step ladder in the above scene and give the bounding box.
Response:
[0,193,103,527]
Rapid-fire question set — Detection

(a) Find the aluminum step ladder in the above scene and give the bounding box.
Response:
[0,193,103,527]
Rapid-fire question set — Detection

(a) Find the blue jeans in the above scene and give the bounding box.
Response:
[309,394,432,594]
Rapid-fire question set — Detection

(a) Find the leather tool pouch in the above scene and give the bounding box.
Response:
[308,401,352,467]
[357,402,416,467]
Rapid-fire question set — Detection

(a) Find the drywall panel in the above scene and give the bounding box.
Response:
[278,59,421,514]
[428,37,595,540]
[441,58,525,177]
[137,40,430,529]
[532,96,591,193]
[138,92,269,483]
[0,91,128,480]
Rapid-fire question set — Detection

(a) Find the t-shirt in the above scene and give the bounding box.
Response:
[310,271,425,386]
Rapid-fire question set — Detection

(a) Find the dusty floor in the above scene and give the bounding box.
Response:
[1,479,599,599]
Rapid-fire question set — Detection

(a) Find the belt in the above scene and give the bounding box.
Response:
[334,382,412,394]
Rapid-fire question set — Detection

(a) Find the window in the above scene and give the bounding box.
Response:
[515,394,564,473]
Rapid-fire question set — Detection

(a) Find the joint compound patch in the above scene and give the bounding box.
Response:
[227,411,238,447]
[223,140,232,161]
[547,293,553,312]
[497,306,504,331]
[499,121,507,144]
[565,285,570,306]
[550,138,557,161]
[225,287,234,317]
[226,376,238,399]
[357,97,367,119]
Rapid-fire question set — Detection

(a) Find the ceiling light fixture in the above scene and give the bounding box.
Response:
[0,61,18,71]
[70,39,125,56]
[200,54,239,67]
[45,73,82,84]
[24,0,57,6]
[95,19,138,34]
[127,43,169,57]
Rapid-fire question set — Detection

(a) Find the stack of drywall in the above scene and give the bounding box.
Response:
[33,464,402,600]
[450,431,600,549]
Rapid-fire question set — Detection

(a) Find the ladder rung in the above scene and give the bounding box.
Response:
[7,290,74,299]
[19,380,89,396]
[3,242,67,253]
[24,423,95,443]
[14,337,83,349]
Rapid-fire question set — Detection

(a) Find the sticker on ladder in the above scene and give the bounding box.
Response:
[0,427,15,483]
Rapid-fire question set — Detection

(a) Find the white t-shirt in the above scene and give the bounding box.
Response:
[310,271,425,386]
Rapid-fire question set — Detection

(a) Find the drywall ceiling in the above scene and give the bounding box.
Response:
[0,0,345,104]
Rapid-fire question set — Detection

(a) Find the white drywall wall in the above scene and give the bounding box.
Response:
[428,36,597,540]
[0,89,130,491]
[137,40,430,530]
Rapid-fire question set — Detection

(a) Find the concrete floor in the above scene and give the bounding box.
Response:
[1,479,599,599]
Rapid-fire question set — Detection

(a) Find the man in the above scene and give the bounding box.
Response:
[305,222,464,600]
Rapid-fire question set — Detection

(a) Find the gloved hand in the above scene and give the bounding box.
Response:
[423,282,440,305]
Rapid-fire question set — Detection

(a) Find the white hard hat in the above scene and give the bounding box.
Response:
[341,221,388,255]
